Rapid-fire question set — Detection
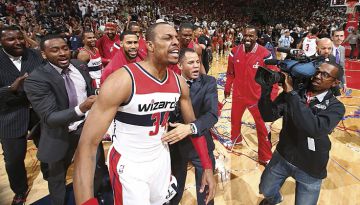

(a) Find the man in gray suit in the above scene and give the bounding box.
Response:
[0,25,43,205]
[24,35,107,205]
[331,29,346,91]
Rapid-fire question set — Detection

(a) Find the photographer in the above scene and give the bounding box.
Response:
[258,60,345,205]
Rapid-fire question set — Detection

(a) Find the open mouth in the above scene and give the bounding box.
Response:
[59,59,69,64]
[192,70,200,75]
[128,50,137,56]
[169,49,179,58]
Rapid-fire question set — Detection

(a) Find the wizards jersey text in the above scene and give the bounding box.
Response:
[112,63,181,162]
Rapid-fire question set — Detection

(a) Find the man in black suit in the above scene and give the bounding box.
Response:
[170,48,218,205]
[0,25,43,205]
[24,35,107,205]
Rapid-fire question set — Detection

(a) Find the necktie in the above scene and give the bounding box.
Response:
[61,68,78,108]
[335,48,340,64]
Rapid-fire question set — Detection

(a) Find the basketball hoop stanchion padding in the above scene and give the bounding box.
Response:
[344,0,359,57]
[346,0,357,15]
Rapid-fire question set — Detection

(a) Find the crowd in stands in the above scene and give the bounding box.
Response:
[0,0,348,51]
[0,1,354,205]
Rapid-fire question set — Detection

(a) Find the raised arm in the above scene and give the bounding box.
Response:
[194,44,206,74]
[73,68,132,204]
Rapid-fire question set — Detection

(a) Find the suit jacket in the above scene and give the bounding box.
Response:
[0,48,43,139]
[24,59,95,163]
[338,45,345,69]
[171,74,219,158]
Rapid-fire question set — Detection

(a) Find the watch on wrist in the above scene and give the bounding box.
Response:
[95,88,100,95]
[189,123,196,135]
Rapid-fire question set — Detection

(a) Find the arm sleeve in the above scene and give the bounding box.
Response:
[224,48,235,93]
[190,135,212,169]
[96,38,105,58]
[258,85,286,122]
[0,86,28,106]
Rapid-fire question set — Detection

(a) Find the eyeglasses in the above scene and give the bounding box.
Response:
[314,68,337,80]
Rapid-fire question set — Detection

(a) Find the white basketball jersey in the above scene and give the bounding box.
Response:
[112,63,181,162]
[302,36,317,57]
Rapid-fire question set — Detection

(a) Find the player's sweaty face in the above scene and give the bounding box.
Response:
[83,32,96,47]
[153,24,180,65]
[122,34,139,59]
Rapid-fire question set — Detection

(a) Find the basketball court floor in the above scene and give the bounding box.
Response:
[1,55,359,205]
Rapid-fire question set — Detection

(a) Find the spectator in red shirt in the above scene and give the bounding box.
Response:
[96,22,120,65]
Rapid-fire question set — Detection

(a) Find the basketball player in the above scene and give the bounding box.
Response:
[78,31,103,88]
[299,27,319,57]
[225,26,279,164]
[73,23,216,205]
[128,21,147,59]
[168,22,205,74]
[100,31,142,84]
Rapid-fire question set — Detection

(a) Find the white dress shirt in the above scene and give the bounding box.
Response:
[51,63,88,131]
[3,48,22,71]
[307,90,328,103]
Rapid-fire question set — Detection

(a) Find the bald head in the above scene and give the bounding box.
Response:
[317,38,333,58]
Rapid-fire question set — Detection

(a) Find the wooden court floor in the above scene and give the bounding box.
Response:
[1,55,359,205]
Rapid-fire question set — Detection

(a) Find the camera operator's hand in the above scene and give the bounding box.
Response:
[282,72,293,93]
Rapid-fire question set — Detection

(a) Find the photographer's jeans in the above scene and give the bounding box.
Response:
[259,151,322,205]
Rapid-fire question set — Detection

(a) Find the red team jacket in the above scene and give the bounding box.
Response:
[225,43,279,104]
[100,47,143,84]
[96,34,121,62]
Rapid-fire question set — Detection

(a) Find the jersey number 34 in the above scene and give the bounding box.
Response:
[149,112,170,136]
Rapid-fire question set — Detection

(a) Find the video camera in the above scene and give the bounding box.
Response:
[255,47,325,90]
